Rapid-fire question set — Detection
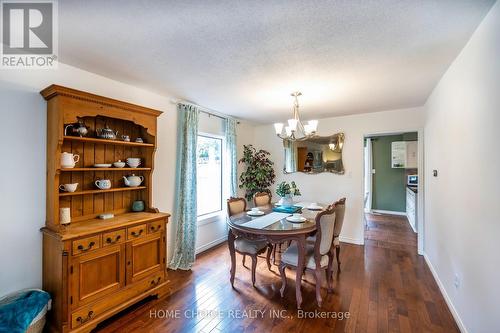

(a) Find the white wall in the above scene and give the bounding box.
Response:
[423,2,500,332]
[254,107,425,244]
[0,63,253,296]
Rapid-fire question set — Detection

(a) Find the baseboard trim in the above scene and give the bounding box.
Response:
[339,236,364,245]
[196,236,228,255]
[423,253,467,333]
[371,209,407,216]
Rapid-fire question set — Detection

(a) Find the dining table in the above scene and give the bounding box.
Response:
[227,202,326,309]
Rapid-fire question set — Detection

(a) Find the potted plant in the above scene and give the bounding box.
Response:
[276,181,301,207]
[239,145,276,202]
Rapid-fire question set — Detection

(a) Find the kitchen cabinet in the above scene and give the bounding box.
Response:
[391,141,418,169]
[406,187,417,232]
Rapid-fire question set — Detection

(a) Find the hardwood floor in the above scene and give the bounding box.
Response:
[95,215,458,333]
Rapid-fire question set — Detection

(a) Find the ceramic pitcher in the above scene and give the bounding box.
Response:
[61,152,79,168]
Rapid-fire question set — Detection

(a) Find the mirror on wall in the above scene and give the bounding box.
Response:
[283,133,345,174]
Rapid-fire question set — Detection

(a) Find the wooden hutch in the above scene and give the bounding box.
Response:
[40,85,170,333]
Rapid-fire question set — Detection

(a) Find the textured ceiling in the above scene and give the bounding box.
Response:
[59,0,495,122]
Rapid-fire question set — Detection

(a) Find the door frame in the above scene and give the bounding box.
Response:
[362,128,424,255]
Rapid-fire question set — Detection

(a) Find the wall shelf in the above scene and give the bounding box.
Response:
[59,186,147,197]
[63,136,154,147]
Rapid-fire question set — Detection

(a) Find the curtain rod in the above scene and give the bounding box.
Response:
[170,99,240,123]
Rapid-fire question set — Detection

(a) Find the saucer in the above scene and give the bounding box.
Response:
[94,163,112,168]
[307,205,323,210]
[247,211,265,216]
[286,216,306,223]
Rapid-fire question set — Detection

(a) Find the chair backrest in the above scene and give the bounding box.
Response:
[227,197,247,217]
[313,203,337,256]
[333,198,346,239]
[253,192,271,207]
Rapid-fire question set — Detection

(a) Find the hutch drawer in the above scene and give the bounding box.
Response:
[127,224,147,240]
[148,220,164,234]
[102,229,126,246]
[72,235,101,255]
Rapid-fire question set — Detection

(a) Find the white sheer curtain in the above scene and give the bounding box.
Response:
[364,138,373,213]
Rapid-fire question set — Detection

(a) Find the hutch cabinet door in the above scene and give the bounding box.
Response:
[126,233,165,284]
[70,244,126,308]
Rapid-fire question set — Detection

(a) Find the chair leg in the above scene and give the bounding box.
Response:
[242,254,246,268]
[314,268,323,307]
[336,246,341,272]
[279,263,287,297]
[251,255,257,287]
[266,245,273,271]
[273,245,277,265]
[327,253,334,293]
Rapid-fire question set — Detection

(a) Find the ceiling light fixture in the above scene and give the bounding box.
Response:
[274,92,318,141]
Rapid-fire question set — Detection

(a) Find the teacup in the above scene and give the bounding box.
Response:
[122,135,130,142]
[292,213,302,219]
[95,179,112,190]
[59,183,78,192]
[251,207,260,213]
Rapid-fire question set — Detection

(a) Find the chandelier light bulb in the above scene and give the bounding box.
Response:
[285,126,292,137]
[308,120,318,132]
[274,123,284,135]
[287,119,298,131]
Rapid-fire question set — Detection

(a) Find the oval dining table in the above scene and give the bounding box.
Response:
[227,203,326,309]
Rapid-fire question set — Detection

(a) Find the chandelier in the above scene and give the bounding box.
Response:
[274,92,318,141]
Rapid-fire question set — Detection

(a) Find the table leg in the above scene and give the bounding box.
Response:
[295,235,306,309]
[228,229,236,287]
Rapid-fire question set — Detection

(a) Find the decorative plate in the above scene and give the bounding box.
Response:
[247,211,265,216]
[286,216,306,223]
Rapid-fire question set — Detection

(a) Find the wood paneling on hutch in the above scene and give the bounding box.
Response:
[40,85,170,333]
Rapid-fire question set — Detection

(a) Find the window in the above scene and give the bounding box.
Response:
[197,134,223,217]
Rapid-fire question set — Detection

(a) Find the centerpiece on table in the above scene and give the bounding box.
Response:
[276,181,301,208]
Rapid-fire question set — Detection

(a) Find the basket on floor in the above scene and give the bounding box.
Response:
[0,289,51,333]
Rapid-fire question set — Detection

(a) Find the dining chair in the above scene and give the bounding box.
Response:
[279,202,337,307]
[306,197,346,272]
[332,198,346,271]
[227,197,273,287]
[253,191,271,207]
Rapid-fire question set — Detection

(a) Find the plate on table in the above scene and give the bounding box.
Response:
[307,205,323,211]
[247,211,265,216]
[94,163,112,168]
[286,215,306,223]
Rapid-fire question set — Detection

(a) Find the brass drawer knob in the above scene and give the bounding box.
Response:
[106,235,121,244]
[77,241,95,252]
[76,310,94,324]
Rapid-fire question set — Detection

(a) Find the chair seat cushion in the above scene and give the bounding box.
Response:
[281,243,329,269]
[234,238,267,254]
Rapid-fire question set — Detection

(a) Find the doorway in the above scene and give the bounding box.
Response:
[363,131,423,254]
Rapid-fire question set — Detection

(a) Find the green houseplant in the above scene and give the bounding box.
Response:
[239,145,276,201]
[276,181,301,207]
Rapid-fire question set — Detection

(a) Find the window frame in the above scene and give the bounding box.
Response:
[196,132,225,222]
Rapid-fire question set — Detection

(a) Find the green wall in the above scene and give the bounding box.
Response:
[370,133,417,212]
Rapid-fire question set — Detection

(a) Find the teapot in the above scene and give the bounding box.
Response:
[96,125,118,140]
[61,152,79,169]
[123,174,144,187]
[64,119,88,137]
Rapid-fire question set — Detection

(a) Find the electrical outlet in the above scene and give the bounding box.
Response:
[454,274,460,289]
